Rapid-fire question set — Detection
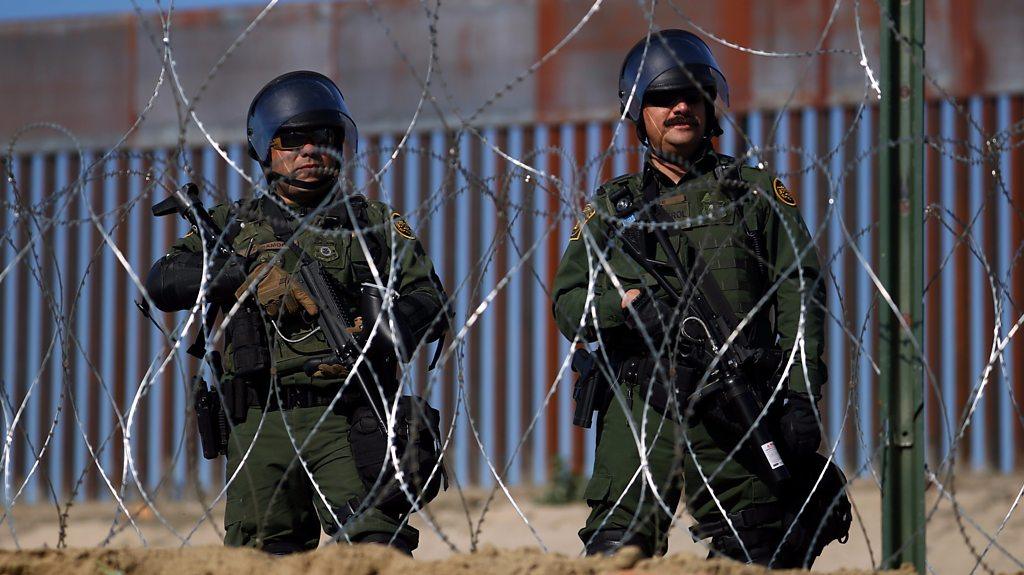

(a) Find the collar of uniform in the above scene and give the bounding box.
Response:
[257,193,352,230]
[642,145,721,193]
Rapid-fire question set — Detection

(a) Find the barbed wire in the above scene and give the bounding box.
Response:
[0,1,1022,573]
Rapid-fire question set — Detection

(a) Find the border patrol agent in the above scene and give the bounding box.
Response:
[145,71,447,555]
[552,31,848,567]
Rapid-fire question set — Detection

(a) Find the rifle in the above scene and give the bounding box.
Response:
[266,201,450,506]
[608,184,791,489]
[152,183,232,253]
[292,251,365,375]
[264,210,394,379]
[151,183,258,459]
[255,198,417,377]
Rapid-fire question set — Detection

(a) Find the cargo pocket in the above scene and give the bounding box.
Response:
[223,493,249,546]
[583,473,613,506]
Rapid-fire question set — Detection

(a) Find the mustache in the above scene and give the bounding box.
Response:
[664,115,698,128]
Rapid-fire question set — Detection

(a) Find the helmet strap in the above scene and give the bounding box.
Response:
[266,168,339,199]
[647,138,714,173]
[634,121,649,147]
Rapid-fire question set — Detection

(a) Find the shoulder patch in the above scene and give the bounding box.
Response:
[569,203,596,241]
[391,212,416,240]
[773,178,797,207]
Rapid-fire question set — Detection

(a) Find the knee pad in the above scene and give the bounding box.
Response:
[584,528,654,558]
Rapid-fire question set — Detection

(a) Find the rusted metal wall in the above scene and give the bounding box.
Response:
[1,1,1021,150]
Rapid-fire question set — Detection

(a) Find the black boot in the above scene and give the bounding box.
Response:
[261,540,306,556]
[355,532,416,556]
[584,529,654,557]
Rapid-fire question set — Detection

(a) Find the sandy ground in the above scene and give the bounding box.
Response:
[0,545,920,575]
[1,473,1021,574]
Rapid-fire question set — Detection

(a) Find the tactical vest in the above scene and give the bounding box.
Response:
[227,196,388,386]
[598,156,774,349]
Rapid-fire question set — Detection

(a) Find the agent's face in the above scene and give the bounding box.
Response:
[641,89,708,163]
[269,127,340,182]
[268,127,341,204]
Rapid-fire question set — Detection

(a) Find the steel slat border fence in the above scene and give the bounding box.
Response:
[2,95,1022,504]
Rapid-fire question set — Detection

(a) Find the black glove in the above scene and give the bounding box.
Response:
[623,290,673,345]
[779,393,822,456]
[739,347,782,380]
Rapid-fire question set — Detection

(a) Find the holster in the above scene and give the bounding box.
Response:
[571,349,608,428]
[225,303,271,423]
[193,377,229,460]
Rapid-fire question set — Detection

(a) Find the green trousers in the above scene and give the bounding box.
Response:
[223,405,419,551]
[579,381,777,555]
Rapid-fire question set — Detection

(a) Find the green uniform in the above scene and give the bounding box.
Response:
[551,151,826,555]
[165,195,444,551]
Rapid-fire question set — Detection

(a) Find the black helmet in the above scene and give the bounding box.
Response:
[246,70,358,164]
[618,30,729,139]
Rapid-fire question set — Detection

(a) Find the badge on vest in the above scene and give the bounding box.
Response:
[773,178,797,206]
[569,203,596,241]
[391,212,416,240]
[314,244,339,262]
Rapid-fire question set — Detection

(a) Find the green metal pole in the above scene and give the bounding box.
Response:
[879,0,925,572]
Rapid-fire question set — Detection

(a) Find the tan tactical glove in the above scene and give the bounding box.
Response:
[235,263,318,318]
[312,363,350,378]
[309,317,365,378]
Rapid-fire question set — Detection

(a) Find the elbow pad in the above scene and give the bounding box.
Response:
[145,252,204,312]
[145,251,248,312]
[395,291,447,345]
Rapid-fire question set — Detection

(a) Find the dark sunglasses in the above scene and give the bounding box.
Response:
[270,127,341,151]
[644,88,707,109]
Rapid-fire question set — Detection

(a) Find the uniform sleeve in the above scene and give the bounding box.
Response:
[759,174,828,399]
[143,203,233,312]
[551,202,625,342]
[379,206,448,345]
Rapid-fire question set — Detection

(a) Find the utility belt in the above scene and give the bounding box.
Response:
[615,350,703,418]
[246,381,354,412]
[571,348,702,427]
[245,350,400,413]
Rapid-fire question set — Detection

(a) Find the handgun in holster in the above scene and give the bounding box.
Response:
[571,348,606,428]
[193,376,229,460]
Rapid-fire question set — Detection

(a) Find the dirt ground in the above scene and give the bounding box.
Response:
[1,473,1021,574]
